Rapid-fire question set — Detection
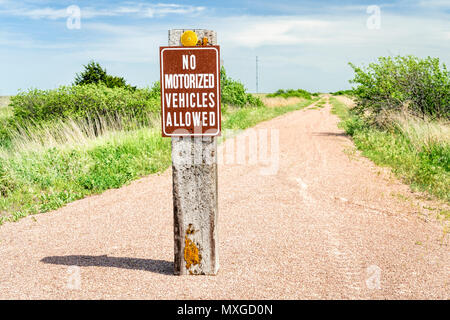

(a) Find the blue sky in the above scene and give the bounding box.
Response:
[0,0,449,95]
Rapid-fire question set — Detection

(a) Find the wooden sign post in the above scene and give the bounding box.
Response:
[162,29,220,275]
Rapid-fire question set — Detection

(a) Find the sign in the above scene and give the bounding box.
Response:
[159,46,221,137]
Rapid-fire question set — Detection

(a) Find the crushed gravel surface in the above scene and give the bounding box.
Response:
[0,98,448,299]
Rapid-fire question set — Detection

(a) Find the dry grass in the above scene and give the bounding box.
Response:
[386,112,449,152]
[252,93,268,98]
[2,113,160,154]
[334,95,355,108]
[335,96,449,150]
[332,97,449,201]
[0,96,10,108]
[0,97,12,121]
[260,96,306,108]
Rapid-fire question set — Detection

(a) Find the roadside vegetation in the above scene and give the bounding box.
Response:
[0,102,11,122]
[262,88,320,107]
[267,88,316,100]
[0,63,315,224]
[332,55,449,201]
[330,89,354,96]
[0,96,10,107]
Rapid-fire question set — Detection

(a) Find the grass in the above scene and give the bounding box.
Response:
[0,106,12,122]
[0,97,12,122]
[0,98,316,224]
[257,94,307,108]
[330,96,449,202]
[0,127,171,222]
[0,96,10,108]
[315,99,326,108]
[329,97,350,119]
[307,98,326,110]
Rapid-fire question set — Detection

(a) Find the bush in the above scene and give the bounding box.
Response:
[349,55,450,123]
[267,89,312,100]
[9,65,260,133]
[9,83,160,130]
[220,67,263,108]
[331,89,354,96]
[74,61,136,91]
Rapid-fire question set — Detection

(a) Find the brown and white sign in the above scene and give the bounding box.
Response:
[159,46,221,137]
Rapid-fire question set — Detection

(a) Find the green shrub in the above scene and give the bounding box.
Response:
[220,67,263,108]
[74,61,136,91]
[9,83,160,130]
[331,89,354,96]
[267,89,312,100]
[349,55,450,122]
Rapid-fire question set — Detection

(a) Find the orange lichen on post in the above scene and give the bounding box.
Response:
[186,224,195,235]
[184,236,201,269]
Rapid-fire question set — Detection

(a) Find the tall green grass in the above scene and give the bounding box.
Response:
[330,97,449,201]
[0,127,171,222]
[0,98,315,224]
[0,106,12,121]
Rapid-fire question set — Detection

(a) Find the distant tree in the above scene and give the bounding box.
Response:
[74,61,136,91]
[220,66,263,108]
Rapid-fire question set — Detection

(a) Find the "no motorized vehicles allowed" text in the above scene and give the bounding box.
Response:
[159,46,221,137]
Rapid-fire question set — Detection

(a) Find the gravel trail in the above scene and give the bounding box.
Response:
[0,98,448,299]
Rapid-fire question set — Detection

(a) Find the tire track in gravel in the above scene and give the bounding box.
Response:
[292,98,365,299]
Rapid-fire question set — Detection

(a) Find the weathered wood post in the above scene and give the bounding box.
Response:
[167,29,219,275]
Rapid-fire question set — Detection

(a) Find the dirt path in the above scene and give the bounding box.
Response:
[0,98,448,299]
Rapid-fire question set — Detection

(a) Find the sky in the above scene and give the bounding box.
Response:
[0,0,449,95]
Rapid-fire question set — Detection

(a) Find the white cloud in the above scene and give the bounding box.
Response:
[0,2,206,20]
[213,13,450,49]
[220,18,332,47]
[418,0,450,8]
[1,1,449,94]
[0,7,66,19]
